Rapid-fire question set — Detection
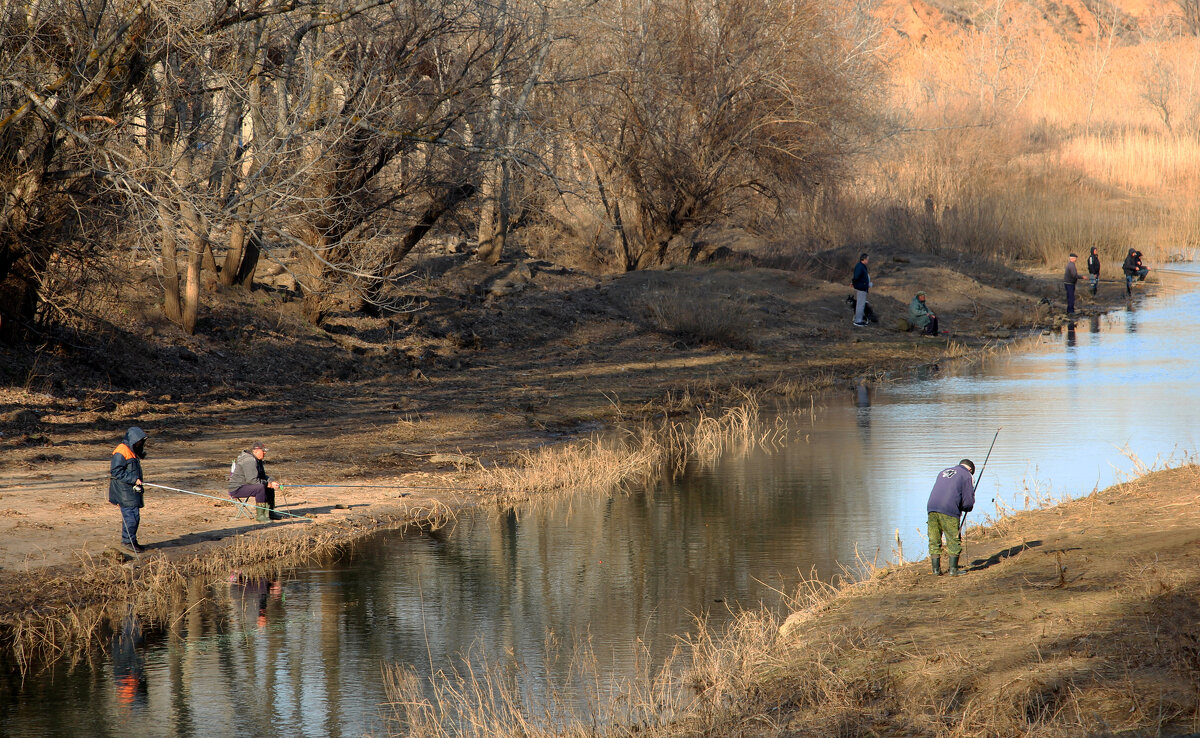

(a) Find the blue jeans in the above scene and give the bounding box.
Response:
[119,505,140,545]
[1089,275,1098,295]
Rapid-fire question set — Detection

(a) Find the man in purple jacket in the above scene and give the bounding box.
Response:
[927,459,975,577]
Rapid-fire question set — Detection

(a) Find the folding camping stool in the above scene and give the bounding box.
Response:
[231,495,258,520]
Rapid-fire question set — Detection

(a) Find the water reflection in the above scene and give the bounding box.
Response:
[112,614,148,712]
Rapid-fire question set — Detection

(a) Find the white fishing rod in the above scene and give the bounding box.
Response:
[141,482,315,522]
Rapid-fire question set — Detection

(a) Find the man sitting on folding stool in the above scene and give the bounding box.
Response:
[228,441,283,522]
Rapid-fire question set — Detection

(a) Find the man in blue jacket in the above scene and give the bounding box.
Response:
[927,458,975,576]
[109,427,148,553]
[851,253,871,327]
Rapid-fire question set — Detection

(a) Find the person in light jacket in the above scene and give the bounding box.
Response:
[908,292,939,335]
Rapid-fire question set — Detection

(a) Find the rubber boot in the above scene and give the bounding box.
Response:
[268,503,282,521]
[948,555,966,576]
[255,504,270,523]
[931,557,942,576]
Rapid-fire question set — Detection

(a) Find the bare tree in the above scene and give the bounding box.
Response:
[565,0,882,270]
[1182,0,1200,37]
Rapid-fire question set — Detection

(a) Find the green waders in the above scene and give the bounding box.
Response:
[927,512,965,576]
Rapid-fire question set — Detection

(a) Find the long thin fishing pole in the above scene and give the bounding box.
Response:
[142,482,314,522]
[290,483,507,494]
[962,428,1001,531]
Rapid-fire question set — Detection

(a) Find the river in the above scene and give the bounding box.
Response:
[2,267,1198,737]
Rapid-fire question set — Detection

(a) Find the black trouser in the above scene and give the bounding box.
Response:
[921,316,939,335]
[231,483,274,506]
[1065,282,1076,314]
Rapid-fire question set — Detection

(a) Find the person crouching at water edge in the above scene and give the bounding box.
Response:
[228,441,283,521]
[908,292,939,336]
[927,458,975,577]
[109,427,148,554]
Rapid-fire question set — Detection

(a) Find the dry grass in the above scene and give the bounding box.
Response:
[475,392,785,503]
[639,287,758,351]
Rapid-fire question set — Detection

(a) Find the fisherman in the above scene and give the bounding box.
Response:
[1122,248,1149,296]
[927,458,975,576]
[1086,246,1101,295]
[228,441,283,521]
[908,291,939,336]
[851,252,871,327]
[109,426,148,554]
[1063,253,1082,316]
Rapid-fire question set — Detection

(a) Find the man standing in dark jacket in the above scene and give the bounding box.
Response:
[851,253,871,327]
[926,458,975,576]
[1063,253,1081,316]
[228,441,282,521]
[109,427,148,553]
[1086,247,1101,295]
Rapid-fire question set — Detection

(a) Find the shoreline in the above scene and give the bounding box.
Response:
[0,256,1147,672]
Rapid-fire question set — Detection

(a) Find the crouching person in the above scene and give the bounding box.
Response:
[229,441,282,521]
[908,292,940,336]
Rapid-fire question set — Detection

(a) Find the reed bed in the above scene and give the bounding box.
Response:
[476,393,787,503]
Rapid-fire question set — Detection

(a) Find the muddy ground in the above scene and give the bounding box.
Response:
[0,244,1138,648]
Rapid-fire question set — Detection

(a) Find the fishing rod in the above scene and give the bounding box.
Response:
[962,427,1001,532]
[290,483,508,494]
[142,482,315,522]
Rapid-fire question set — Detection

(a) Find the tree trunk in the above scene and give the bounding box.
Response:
[202,239,220,289]
[180,201,205,334]
[299,230,332,325]
[475,0,509,265]
[361,183,477,314]
[0,249,42,342]
[221,220,249,287]
[475,163,507,265]
[159,203,183,325]
[235,230,261,287]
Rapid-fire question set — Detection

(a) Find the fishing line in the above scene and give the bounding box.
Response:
[290,483,507,494]
[142,482,315,522]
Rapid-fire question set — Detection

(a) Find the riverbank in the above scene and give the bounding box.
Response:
[650,463,1200,737]
[0,248,1144,669]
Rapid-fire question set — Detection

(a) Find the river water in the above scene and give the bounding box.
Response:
[3,267,1199,737]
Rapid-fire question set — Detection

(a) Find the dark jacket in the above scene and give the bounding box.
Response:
[1122,250,1139,276]
[926,464,975,517]
[109,427,146,508]
[228,450,272,491]
[1087,250,1100,276]
[1063,260,1080,285]
[852,261,870,292]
